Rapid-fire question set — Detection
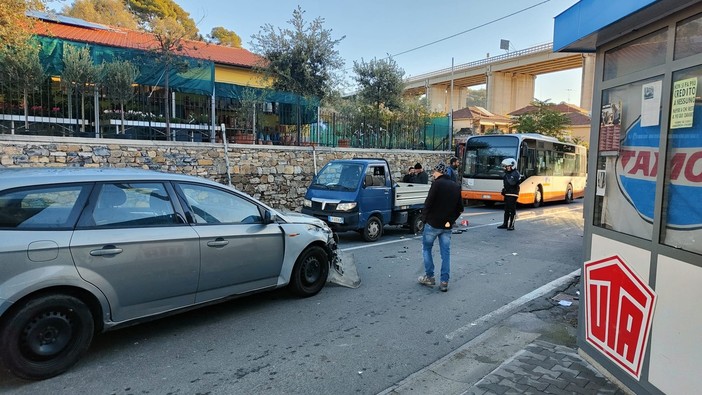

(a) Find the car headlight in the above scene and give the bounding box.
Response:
[336,202,357,211]
[303,199,312,208]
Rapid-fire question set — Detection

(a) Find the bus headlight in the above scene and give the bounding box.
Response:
[336,202,357,211]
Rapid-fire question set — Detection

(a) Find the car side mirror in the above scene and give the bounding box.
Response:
[263,210,277,224]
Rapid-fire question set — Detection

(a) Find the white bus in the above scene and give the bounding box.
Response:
[460,133,587,207]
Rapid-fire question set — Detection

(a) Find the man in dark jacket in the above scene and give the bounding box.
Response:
[447,156,460,184]
[498,158,521,230]
[412,163,429,184]
[418,162,464,292]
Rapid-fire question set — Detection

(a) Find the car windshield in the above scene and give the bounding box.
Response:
[311,163,363,191]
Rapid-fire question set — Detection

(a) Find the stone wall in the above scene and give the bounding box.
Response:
[0,135,451,211]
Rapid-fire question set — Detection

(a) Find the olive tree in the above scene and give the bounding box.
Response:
[150,16,188,140]
[353,57,405,146]
[61,45,102,134]
[102,60,140,134]
[250,6,345,143]
[0,40,45,131]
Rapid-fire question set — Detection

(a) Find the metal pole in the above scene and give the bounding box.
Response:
[450,57,454,150]
[211,85,216,142]
[221,123,232,186]
[252,102,257,144]
[94,85,100,138]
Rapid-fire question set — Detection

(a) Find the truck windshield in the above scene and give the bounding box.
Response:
[311,163,363,191]
[463,136,519,179]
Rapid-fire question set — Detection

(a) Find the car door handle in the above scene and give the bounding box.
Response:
[207,238,229,247]
[90,246,123,256]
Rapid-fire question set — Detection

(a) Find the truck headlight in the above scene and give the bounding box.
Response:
[303,199,312,208]
[336,202,357,211]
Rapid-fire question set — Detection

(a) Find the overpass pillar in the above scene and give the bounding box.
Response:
[426,85,468,114]
[427,85,448,114]
[487,71,535,115]
[580,53,596,112]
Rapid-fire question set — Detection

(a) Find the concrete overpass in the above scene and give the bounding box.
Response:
[404,43,595,116]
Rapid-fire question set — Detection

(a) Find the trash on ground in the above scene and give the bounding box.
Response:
[552,292,578,305]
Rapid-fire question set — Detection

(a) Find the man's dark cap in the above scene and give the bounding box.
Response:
[414,163,422,169]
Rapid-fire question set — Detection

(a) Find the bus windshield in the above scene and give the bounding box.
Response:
[463,136,519,178]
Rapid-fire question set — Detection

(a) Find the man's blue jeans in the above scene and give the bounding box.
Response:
[422,223,452,283]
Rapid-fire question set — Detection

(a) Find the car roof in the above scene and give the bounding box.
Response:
[0,167,223,190]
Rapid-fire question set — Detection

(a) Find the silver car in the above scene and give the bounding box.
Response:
[0,167,337,380]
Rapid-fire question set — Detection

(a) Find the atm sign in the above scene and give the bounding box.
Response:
[584,255,657,380]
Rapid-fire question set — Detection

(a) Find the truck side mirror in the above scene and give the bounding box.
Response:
[364,174,373,187]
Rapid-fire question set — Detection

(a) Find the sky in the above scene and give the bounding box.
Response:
[69,0,585,106]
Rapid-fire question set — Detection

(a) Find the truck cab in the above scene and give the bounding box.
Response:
[303,158,428,241]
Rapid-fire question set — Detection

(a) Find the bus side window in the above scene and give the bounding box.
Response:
[524,149,537,177]
[537,151,546,174]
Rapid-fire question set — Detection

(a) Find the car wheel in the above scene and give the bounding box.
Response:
[289,246,329,297]
[564,184,573,204]
[0,295,94,380]
[533,186,543,208]
[410,213,424,235]
[363,216,383,242]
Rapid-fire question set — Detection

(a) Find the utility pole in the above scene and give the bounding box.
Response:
[449,57,454,151]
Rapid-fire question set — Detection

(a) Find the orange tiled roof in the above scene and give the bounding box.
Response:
[453,106,512,123]
[508,103,591,126]
[33,19,263,69]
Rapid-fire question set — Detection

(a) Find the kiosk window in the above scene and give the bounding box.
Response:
[661,66,702,256]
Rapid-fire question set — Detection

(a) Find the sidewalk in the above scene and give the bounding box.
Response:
[379,277,629,395]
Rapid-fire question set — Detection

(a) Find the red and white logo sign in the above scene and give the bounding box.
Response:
[584,255,657,380]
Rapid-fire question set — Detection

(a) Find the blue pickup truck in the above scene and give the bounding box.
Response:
[302,158,430,242]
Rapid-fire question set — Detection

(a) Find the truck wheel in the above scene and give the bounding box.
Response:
[363,216,383,242]
[0,294,95,380]
[289,246,329,297]
[410,214,424,235]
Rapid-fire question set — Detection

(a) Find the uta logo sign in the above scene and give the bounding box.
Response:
[584,255,657,380]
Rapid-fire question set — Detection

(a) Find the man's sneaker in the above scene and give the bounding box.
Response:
[439,281,449,292]
[418,275,435,286]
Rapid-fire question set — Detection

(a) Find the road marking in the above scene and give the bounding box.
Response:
[444,268,581,340]
[339,206,582,253]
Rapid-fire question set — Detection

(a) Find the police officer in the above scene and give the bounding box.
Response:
[498,158,521,230]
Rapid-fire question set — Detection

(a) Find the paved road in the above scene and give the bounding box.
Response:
[0,201,586,394]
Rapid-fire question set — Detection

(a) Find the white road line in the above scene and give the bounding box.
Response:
[444,268,581,340]
[339,206,582,253]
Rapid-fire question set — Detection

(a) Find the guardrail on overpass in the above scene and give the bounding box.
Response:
[406,43,556,84]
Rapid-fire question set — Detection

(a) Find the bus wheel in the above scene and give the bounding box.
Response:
[533,186,543,208]
[564,184,573,204]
